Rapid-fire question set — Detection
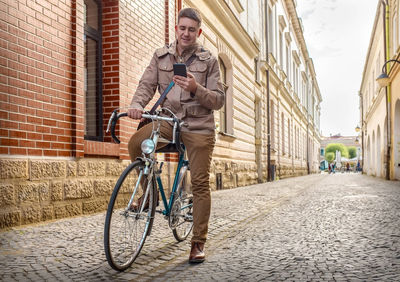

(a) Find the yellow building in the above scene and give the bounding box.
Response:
[0,0,322,228]
[360,0,400,180]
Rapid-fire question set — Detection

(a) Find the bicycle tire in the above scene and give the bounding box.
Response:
[171,168,194,242]
[104,160,156,271]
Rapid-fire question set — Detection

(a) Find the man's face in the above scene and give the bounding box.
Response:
[175,17,202,50]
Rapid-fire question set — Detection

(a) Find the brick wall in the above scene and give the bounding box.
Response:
[102,0,120,143]
[0,0,81,157]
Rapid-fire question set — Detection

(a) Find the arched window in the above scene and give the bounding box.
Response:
[218,55,234,135]
[218,58,227,133]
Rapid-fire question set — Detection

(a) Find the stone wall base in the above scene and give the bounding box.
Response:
[0,157,308,229]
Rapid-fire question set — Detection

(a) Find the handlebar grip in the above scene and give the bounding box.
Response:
[110,112,128,144]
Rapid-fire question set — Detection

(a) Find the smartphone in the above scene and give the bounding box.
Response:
[173,63,187,77]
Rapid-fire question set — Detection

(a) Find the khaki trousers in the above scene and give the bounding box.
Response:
[128,121,215,243]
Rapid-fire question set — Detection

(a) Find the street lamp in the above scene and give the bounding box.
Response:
[355,125,360,132]
[376,59,400,87]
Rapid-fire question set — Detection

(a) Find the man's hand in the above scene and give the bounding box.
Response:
[127,108,143,120]
[173,72,198,93]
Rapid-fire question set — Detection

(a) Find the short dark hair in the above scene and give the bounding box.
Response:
[178,7,202,27]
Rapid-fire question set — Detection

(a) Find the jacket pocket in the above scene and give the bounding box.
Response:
[158,61,173,84]
[188,62,207,86]
[185,104,212,117]
[184,104,214,131]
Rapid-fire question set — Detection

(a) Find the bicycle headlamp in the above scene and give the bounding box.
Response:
[141,139,155,154]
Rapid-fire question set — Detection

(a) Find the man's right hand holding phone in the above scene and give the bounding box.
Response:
[173,72,198,94]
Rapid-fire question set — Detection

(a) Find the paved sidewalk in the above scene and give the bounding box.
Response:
[0,173,399,281]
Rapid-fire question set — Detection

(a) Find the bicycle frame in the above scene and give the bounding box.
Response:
[156,153,188,216]
[132,111,189,217]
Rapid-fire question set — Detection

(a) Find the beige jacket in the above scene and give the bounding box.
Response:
[130,41,225,134]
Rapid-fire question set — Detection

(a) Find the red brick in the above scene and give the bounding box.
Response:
[36,126,51,133]
[18,105,35,116]
[43,149,57,156]
[0,129,8,137]
[27,99,43,109]
[43,134,57,141]
[10,147,27,155]
[27,116,42,124]
[20,139,35,147]
[58,150,71,157]
[9,113,26,122]
[1,138,18,146]
[19,123,35,131]
[43,119,57,126]
[51,127,64,135]
[28,148,43,156]
[0,110,7,119]
[1,120,18,129]
[0,147,8,154]
[36,141,51,148]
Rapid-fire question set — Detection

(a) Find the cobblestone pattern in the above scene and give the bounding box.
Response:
[0,173,399,281]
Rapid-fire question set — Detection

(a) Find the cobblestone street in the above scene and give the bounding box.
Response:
[1,173,399,281]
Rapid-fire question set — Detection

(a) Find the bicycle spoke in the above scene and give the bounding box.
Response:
[104,160,156,271]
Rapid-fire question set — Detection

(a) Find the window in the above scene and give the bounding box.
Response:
[393,12,398,52]
[288,118,291,156]
[279,31,283,67]
[271,100,275,149]
[254,57,261,83]
[218,58,227,133]
[268,7,274,55]
[292,61,296,87]
[286,45,290,76]
[84,0,102,141]
[281,113,285,154]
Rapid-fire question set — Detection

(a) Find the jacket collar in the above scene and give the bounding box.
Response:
[168,40,200,61]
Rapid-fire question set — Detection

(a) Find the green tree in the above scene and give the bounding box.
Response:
[347,146,357,159]
[325,143,349,159]
[325,152,335,162]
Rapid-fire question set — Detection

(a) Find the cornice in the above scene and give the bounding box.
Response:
[188,0,259,58]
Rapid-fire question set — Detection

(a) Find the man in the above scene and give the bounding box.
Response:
[127,7,225,263]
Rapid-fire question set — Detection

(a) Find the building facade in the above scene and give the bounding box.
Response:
[360,0,400,180]
[0,0,321,228]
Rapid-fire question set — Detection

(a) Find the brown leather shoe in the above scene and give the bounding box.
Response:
[189,242,205,263]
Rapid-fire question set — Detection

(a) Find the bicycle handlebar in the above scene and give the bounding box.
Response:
[106,109,185,155]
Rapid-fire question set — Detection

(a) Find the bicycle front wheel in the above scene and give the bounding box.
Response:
[104,160,156,271]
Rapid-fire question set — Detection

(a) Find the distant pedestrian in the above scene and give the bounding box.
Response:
[346,162,350,173]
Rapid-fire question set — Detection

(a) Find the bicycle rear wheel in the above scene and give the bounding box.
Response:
[104,160,156,271]
[171,168,193,242]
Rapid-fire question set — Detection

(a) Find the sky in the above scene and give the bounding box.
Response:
[296,0,378,137]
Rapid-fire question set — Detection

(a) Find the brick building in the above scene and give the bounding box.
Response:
[0,0,321,228]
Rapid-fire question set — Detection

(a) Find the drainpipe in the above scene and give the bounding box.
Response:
[306,73,310,174]
[382,0,391,180]
[359,90,364,173]
[265,0,272,181]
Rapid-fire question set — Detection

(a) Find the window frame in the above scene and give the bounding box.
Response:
[84,0,103,141]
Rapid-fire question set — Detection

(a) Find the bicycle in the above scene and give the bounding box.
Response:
[103,108,194,271]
